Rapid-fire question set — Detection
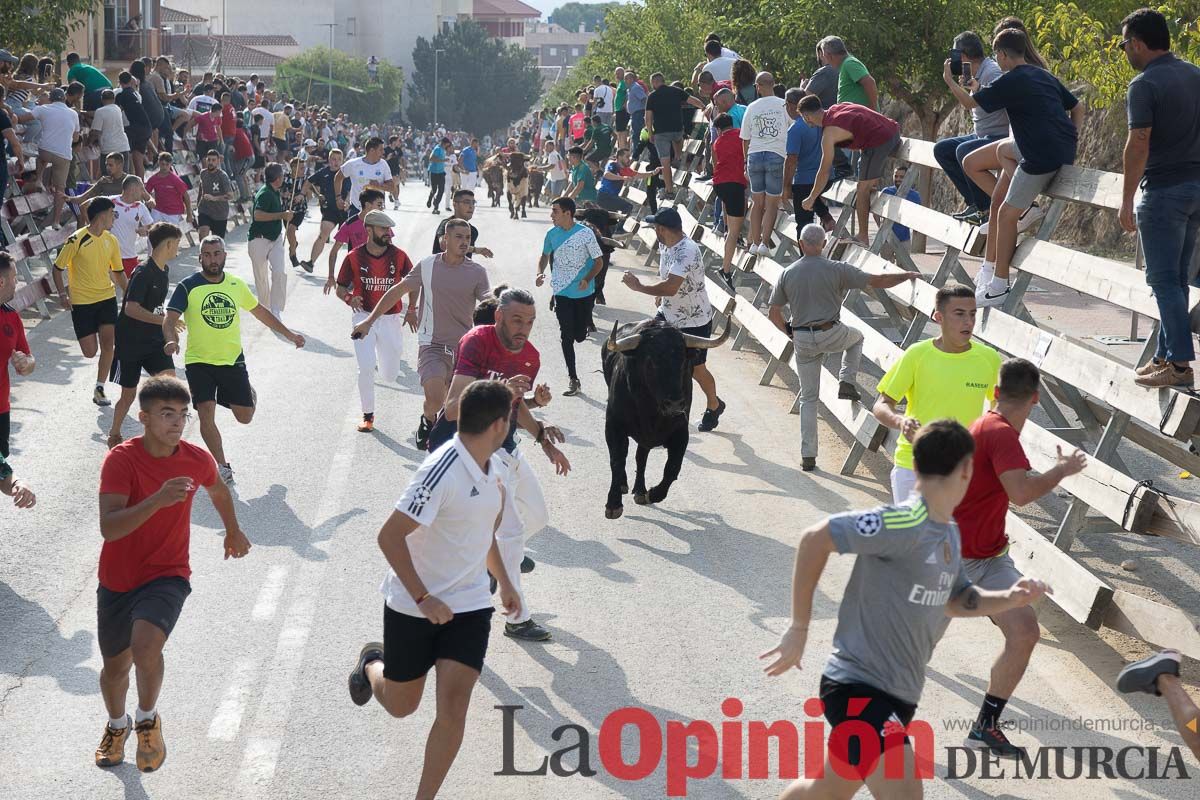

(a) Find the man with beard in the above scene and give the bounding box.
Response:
[339,211,415,433]
[163,236,306,487]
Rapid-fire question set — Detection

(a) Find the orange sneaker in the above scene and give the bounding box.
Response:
[135,714,166,772]
[357,416,375,433]
[95,716,131,767]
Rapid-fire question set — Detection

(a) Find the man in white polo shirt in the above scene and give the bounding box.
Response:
[348,380,520,800]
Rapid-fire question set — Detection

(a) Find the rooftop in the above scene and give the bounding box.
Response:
[160,6,208,24]
[165,35,285,70]
[472,0,541,19]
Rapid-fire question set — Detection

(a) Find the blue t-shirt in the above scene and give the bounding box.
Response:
[973,64,1078,175]
[881,187,921,242]
[543,223,603,299]
[599,160,629,195]
[460,146,478,172]
[786,116,823,185]
[429,145,446,174]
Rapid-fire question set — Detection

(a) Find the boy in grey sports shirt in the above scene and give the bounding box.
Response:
[762,419,1051,798]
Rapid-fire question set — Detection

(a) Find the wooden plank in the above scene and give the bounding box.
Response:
[895,138,941,171]
[1045,165,1124,211]
[705,277,736,317]
[747,254,785,288]
[1104,591,1200,660]
[1005,513,1113,628]
[732,295,791,361]
[866,189,977,252]
[1083,397,1200,475]
[11,275,52,313]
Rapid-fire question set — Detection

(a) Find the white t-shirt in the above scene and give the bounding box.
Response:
[255,106,272,140]
[546,151,566,181]
[187,94,219,114]
[108,196,154,258]
[340,155,392,205]
[593,84,616,113]
[30,102,79,160]
[740,96,790,158]
[380,436,503,617]
[657,236,712,328]
[92,104,130,155]
[703,56,737,82]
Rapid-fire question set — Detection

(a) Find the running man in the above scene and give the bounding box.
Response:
[427,287,572,641]
[352,219,489,450]
[873,283,1002,503]
[337,210,415,432]
[347,380,520,799]
[0,252,36,509]
[335,136,396,217]
[302,147,348,272]
[324,189,386,295]
[1118,650,1200,761]
[80,175,154,274]
[145,153,196,230]
[108,223,183,448]
[164,236,305,486]
[248,163,292,319]
[195,149,237,242]
[53,197,128,407]
[432,190,493,259]
[952,358,1086,756]
[95,376,251,772]
[762,419,1051,798]
[426,137,449,213]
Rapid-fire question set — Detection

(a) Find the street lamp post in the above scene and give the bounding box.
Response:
[434,48,445,127]
[316,23,337,108]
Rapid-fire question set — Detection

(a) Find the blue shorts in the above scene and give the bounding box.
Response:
[747,151,784,197]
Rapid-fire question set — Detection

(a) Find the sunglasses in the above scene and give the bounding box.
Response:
[1116,38,1132,51]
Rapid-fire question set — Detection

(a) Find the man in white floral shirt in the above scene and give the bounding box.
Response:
[622,207,727,431]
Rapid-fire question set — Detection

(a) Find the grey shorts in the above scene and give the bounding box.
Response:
[417,344,454,384]
[858,129,902,183]
[652,132,683,160]
[963,551,1022,591]
[1005,165,1057,211]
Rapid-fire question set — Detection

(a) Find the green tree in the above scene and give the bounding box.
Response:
[548,2,621,33]
[276,48,403,124]
[1,0,94,53]
[408,21,542,135]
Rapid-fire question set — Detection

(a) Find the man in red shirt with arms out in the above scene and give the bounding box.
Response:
[0,252,36,508]
[337,210,415,433]
[94,376,250,772]
[953,358,1086,757]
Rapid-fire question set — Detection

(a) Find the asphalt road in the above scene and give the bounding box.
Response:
[1,180,1195,799]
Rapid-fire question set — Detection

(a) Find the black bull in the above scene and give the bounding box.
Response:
[602,318,729,519]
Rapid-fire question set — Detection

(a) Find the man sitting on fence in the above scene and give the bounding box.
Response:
[769,223,918,471]
[595,148,660,216]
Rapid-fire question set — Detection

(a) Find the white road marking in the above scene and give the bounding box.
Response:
[251,565,289,621]
[207,658,258,740]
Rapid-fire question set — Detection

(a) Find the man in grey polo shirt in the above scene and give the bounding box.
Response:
[768,224,918,470]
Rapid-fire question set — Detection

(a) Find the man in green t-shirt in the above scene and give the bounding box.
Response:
[66,52,114,112]
[164,235,304,486]
[584,114,614,170]
[872,283,1001,503]
[247,163,293,318]
[816,36,878,109]
[565,146,597,202]
[614,66,630,148]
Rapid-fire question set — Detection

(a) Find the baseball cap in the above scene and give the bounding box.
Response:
[304,138,317,147]
[363,210,395,228]
[644,208,682,230]
[0,49,18,64]
[48,88,66,102]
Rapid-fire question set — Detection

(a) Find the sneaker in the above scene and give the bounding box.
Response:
[977,276,1010,308]
[357,415,375,433]
[426,197,432,208]
[697,398,726,432]
[1117,650,1181,695]
[964,723,1024,759]
[1136,359,1166,377]
[1017,203,1044,233]
[754,243,769,257]
[801,457,816,472]
[978,219,990,235]
[563,378,581,397]
[975,263,995,296]
[962,210,988,227]
[289,252,300,268]
[393,201,401,210]
[134,714,166,772]
[521,555,536,573]
[415,415,432,450]
[348,641,385,706]
[95,716,132,767]
[432,208,441,215]
[300,260,314,274]
[952,205,978,220]
[1135,363,1195,389]
[218,463,235,486]
[838,381,862,402]
[720,270,736,292]
[505,620,552,642]
[93,386,111,407]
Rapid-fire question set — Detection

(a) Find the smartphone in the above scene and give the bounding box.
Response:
[962,61,974,85]
[949,48,963,77]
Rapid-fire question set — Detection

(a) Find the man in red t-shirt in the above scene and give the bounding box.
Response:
[953,358,1086,756]
[0,253,36,508]
[94,376,250,772]
[145,153,195,229]
[324,188,386,295]
[338,210,415,432]
[427,287,571,642]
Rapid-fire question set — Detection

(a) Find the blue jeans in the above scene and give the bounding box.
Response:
[1138,180,1200,363]
[747,151,784,196]
[933,133,1006,211]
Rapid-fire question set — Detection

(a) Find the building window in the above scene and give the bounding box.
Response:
[571,47,579,56]
[346,17,356,36]
[548,47,557,56]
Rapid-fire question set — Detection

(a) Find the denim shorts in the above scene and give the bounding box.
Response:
[747,151,784,197]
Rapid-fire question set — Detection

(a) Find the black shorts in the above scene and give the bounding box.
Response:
[656,315,714,365]
[819,675,919,776]
[71,297,118,339]
[383,604,493,682]
[0,410,9,458]
[97,576,191,658]
[288,209,307,228]
[128,128,152,153]
[554,294,595,343]
[614,110,630,132]
[185,362,255,409]
[195,139,220,158]
[714,181,748,217]
[272,137,288,152]
[196,213,228,238]
[321,206,347,225]
[110,347,175,388]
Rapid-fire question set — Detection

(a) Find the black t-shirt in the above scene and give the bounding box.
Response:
[645,85,690,134]
[432,220,479,254]
[116,259,168,353]
[114,87,151,132]
[973,64,1078,175]
[1127,53,1200,188]
[384,146,403,173]
[306,166,350,210]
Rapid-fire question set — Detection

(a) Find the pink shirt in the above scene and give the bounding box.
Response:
[194,111,221,141]
[145,172,189,215]
[334,217,368,250]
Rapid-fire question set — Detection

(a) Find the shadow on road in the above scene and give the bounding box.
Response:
[0,581,98,696]
[528,526,634,584]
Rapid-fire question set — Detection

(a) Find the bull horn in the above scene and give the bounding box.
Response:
[680,319,731,350]
[606,320,643,352]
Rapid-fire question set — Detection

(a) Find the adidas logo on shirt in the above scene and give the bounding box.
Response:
[470,487,479,497]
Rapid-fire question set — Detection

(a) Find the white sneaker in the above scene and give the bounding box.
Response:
[1017,203,1044,233]
[978,220,989,235]
[975,263,995,299]
[218,464,236,486]
[978,276,1010,308]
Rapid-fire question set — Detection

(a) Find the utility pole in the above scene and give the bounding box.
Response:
[434,48,445,126]
[316,23,337,108]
